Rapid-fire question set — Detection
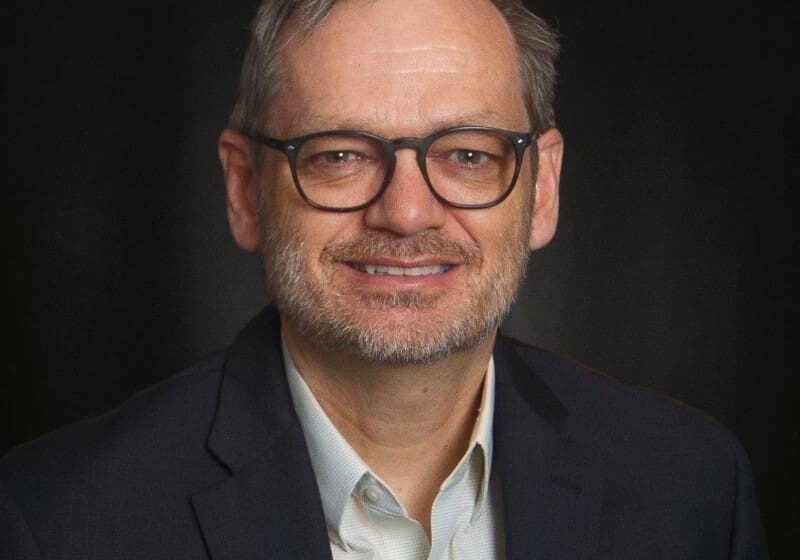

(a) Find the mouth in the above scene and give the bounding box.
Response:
[348,263,454,276]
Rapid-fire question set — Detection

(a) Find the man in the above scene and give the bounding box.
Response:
[0,0,768,558]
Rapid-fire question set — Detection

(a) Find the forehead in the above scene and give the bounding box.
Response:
[269,0,527,136]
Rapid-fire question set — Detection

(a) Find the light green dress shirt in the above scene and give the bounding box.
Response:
[283,345,505,560]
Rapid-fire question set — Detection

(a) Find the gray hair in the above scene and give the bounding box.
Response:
[229,0,559,134]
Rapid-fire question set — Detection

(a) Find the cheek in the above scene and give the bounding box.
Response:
[259,157,364,242]
[450,190,532,256]
[283,207,368,266]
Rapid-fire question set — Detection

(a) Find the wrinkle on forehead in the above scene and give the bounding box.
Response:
[269,0,527,136]
[352,46,493,78]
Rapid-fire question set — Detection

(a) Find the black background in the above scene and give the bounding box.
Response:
[3,1,797,555]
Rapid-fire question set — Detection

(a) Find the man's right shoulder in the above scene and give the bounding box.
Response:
[0,352,229,507]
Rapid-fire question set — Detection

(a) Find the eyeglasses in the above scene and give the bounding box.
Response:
[250,126,538,212]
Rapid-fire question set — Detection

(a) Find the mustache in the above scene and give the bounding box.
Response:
[321,230,481,265]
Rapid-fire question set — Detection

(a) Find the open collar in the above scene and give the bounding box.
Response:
[283,343,496,549]
[190,308,602,560]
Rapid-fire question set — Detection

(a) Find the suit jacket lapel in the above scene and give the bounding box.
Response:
[191,309,603,559]
[494,336,604,560]
[191,308,332,560]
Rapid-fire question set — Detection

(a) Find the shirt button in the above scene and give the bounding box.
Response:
[364,485,382,504]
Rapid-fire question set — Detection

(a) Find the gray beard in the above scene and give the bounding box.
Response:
[262,214,530,364]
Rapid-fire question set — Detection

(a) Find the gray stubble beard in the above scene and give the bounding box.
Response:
[261,205,532,365]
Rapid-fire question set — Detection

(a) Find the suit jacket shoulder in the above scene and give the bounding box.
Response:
[507,336,737,452]
[1,307,331,560]
[493,336,768,559]
[0,353,230,559]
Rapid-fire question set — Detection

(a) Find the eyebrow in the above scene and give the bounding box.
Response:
[281,110,525,138]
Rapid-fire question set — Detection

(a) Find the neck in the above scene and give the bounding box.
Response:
[282,320,495,534]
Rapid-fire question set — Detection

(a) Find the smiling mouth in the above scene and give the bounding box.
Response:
[349,263,454,276]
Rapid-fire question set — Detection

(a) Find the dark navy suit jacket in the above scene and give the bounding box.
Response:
[0,307,768,558]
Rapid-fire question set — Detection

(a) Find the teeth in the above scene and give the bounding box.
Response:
[358,264,450,276]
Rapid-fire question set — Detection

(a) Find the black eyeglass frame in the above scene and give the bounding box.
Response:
[249,125,539,212]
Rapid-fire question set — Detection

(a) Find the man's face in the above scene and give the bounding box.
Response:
[257,0,538,363]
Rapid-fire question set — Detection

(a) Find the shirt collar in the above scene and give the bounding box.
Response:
[284,343,368,541]
[462,355,495,518]
[283,342,496,539]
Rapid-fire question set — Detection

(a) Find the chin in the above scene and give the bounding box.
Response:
[280,290,504,365]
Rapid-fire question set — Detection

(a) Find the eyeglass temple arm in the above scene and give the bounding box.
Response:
[249,132,296,155]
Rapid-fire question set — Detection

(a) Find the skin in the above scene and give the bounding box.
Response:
[219,0,563,537]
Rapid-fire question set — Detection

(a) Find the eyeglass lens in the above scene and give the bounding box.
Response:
[293,130,518,209]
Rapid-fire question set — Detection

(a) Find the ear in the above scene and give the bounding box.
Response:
[529,128,564,251]
[219,128,262,252]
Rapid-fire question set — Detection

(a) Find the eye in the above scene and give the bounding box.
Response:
[319,150,360,164]
[450,149,490,166]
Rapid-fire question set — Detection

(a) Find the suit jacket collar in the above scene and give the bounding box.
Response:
[192,308,602,559]
[494,335,603,560]
[192,307,332,559]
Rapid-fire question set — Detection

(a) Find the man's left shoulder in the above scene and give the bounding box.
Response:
[496,339,768,556]
[500,336,750,470]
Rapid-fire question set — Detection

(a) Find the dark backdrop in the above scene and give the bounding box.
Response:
[3,1,797,556]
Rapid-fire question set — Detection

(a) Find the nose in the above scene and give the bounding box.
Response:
[363,149,447,236]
